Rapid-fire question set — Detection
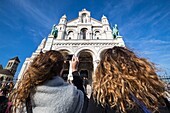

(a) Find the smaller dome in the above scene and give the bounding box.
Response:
[102,15,107,19]
[83,8,86,11]
[62,14,67,18]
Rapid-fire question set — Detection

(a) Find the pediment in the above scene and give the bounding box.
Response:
[91,18,102,26]
[67,17,102,26]
[67,18,79,26]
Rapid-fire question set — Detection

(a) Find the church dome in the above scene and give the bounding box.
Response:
[102,15,107,19]
[62,14,67,18]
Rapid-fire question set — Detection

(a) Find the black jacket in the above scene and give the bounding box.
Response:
[87,94,170,113]
[72,71,89,113]
[0,96,8,113]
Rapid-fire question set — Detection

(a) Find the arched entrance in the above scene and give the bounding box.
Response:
[78,51,93,85]
[78,50,93,96]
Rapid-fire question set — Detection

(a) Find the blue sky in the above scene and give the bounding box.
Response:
[0,0,170,79]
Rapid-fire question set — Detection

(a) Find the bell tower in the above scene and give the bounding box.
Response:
[58,14,67,39]
[101,15,112,38]
[78,9,91,23]
[5,56,20,75]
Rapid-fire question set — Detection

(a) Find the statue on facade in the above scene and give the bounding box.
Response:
[112,24,119,39]
[51,24,58,38]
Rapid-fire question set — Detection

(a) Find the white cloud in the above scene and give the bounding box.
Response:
[143,39,170,44]
[152,11,170,26]
[10,0,60,29]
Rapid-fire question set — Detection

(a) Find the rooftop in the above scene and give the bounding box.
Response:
[0,69,13,76]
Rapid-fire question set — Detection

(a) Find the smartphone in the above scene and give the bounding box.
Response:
[66,54,73,61]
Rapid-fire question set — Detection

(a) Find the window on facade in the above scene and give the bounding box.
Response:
[82,13,88,23]
[81,28,88,39]
[68,31,73,39]
[95,31,100,39]
[7,63,10,67]
[13,63,17,68]
[10,62,13,67]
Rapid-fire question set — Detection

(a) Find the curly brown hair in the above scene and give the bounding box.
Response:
[92,46,166,112]
[9,50,64,113]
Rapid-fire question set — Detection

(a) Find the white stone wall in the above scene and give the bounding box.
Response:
[17,9,125,86]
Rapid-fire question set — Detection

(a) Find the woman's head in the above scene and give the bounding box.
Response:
[93,46,166,112]
[10,50,64,112]
[28,50,64,83]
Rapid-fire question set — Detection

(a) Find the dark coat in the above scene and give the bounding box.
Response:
[0,96,8,113]
[72,71,89,113]
[86,95,170,113]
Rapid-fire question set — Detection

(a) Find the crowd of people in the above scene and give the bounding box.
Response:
[0,82,13,113]
[0,46,170,113]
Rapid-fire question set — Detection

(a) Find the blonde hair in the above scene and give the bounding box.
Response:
[92,46,166,112]
[10,50,64,113]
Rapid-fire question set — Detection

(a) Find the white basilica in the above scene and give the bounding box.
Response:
[17,9,125,87]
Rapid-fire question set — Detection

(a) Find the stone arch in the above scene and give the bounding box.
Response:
[66,29,75,39]
[55,48,73,54]
[82,13,88,23]
[67,31,74,39]
[95,31,100,33]
[58,49,71,57]
[67,29,75,33]
[93,29,101,33]
[80,28,88,39]
[95,31,100,39]
[93,29,101,39]
[97,46,112,60]
[76,49,94,85]
[75,47,97,60]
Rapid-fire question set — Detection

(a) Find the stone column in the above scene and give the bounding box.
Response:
[93,60,99,72]
[77,33,80,39]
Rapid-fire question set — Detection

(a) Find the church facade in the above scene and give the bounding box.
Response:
[18,9,125,85]
[0,57,20,84]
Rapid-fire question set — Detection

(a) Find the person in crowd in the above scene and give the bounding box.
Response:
[9,50,84,113]
[0,87,8,113]
[71,57,89,113]
[7,82,14,93]
[87,46,170,113]
[83,77,88,91]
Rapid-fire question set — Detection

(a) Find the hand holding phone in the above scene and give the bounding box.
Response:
[66,54,73,61]
[71,56,79,72]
